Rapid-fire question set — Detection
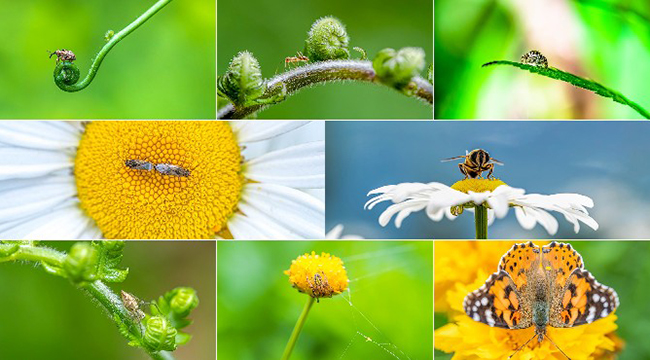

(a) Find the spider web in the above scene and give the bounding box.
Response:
[334,244,421,360]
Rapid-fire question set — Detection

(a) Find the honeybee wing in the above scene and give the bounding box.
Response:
[440,155,467,162]
[491,158,505,166]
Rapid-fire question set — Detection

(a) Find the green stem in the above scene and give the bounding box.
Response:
[218,60,433,119]
[281,296,316,360]
[475,206,488,239]
[1,243,174,360]
[53,0,174,92]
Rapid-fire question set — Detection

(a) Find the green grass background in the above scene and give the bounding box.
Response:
[0,241,215,360]
[435,0,650,119]
[0,0,215,119]
[434,241,650,359]
[217,0,433,119]
[218,241,433,359]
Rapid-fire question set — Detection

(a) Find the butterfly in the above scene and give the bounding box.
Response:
[463,241,619,358]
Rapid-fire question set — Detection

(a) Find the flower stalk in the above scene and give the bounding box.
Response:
[474,205,488,239]
[53,0,174,92]
[281,296,315,360]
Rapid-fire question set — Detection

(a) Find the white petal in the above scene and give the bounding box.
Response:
[241,183,324,239]
[245,141,324,189]
[0,147,73,180]
[234,121,309,143]
[235,202,303,239]
[0,121,80,149]
[326,225,344,239]
[228,213,273,240]
[0,203,87,239]
[0,177,76,223]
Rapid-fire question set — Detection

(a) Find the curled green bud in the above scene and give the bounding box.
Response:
[217,51,265,106]
[304,16,350,62]
[168,287,199,317]
[373,47,426,88]
[54,61,81,90]
[143,316,177,352]
[427,63,433,84]
[64,242,98,285]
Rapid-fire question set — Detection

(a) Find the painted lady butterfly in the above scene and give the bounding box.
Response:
[464,241,619,358]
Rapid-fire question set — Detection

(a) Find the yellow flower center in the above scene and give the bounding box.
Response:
[74,121,243,239]
[451,178,507,194]
[285,251,349,300]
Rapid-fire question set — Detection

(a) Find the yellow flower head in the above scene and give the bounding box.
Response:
[434,241,623,359]
[285,251,349,300]
[451,178,507,194]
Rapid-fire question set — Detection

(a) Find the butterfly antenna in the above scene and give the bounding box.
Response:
[507,333,536,359]
[544,333,571,360]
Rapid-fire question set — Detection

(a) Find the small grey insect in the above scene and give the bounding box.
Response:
[125,159,154,171]
[48,49,76,63]
[154,163,191,177]
[520,50,548,68]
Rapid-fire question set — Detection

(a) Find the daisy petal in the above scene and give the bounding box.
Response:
[0,147,73,180]
[0,178,76,223]
[235,121,309,143]
[241,183,324,239]
[0,121,80,149]
[0,203,86,239]
[245,141,324,189]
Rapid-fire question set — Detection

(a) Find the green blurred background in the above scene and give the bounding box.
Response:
[434,241,650,359]
[218,241,433,359]
[435,0,650,119]
[0,241,215,360]
[0,0,215,119]
[217,0,433,119]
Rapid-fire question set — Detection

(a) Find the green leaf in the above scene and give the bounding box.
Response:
[175,332,192,346]
[95,241,129,283]
[482,60,650,119]
[0,243,20,257]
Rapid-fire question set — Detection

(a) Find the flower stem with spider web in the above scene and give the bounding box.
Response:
[281,296,316,360]
[475,206,488,239]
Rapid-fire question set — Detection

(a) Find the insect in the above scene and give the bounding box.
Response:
[285,51,309,68]
[441,149,503,179]
[154,163,191,177]
[124,159,154,171]
[48,49,76,63]
[464,242,619,359]
[121,290,160,332]
[306,272,332,302]
[520,50,548,68]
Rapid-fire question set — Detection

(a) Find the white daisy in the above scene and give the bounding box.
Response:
[0,121,324,240]
[364,178,598,236]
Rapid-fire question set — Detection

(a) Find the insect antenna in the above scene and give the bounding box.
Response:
[507,333,536,359]
[491,158,505,165]
[544,333,571,360]
[440,155,467,162]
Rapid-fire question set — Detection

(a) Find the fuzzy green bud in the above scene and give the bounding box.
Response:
[373,47,426,88]
[105,30,115,42]
[64,243,98,285]
[169,287,199,318]
[304,16,350,62]
[143,316,177,352]
[217,51,265,106]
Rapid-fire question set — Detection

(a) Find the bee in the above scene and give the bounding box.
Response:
[285,51,309,68]
[520,50,548,68]
[124,159,154,171]
[154,163,191,177]
[48,49,76,63]
[442,149,503,179]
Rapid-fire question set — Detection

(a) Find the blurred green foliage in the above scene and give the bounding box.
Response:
[0,0,215,119]
[434,241,650,359]
[0,241,215,360]
[435,0,650,119]
[217,0,433,119]
[218,241,433,359]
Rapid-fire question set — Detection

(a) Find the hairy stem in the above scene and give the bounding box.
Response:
[475,206,488,239]
[218,60,433,119]
[1,243,174,360]
[54,0,174,92]
[281,296,315,360]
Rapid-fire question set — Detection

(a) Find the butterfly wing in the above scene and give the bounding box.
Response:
[464,270,532,329]
[543,242,620,328]
[498,241,541,289]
